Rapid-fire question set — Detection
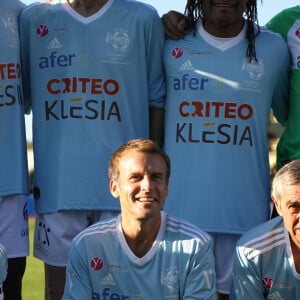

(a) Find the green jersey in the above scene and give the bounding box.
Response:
[267,6,300,169]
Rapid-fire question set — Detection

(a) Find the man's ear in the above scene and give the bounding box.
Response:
[110,179,120,198]
[271,195,282,216]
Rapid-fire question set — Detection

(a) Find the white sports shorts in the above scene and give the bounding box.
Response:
[0,195,29,258]
[33,210,119,266]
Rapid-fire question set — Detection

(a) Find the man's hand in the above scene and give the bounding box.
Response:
[162,10,188,40]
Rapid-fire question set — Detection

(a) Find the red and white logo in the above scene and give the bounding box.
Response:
[36,24,49,37]
[262,277,273,289]
[172,47,184,59]
[90,257,104,271]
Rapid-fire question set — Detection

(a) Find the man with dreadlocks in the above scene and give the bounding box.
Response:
[162,1,290,299]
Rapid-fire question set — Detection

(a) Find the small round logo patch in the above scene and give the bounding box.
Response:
[36,24,49,37]
[90,257,104,271]
[172,47,183,59]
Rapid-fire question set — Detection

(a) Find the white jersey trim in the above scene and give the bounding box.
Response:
[197,20,247,51]
[116,212,166,266]
[62,0,114,24]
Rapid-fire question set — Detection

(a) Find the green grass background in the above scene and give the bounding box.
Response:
[22,217,44,299]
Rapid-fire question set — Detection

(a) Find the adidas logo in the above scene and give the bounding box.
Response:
[179,60,193,71]
[48,37,62,49]
[101,273,116,286]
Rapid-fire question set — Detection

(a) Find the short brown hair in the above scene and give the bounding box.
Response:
[108,139,171,181]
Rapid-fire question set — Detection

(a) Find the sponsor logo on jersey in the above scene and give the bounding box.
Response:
[171,47,184,59]
[262,277,273,289]
[90,257,104,271]
[179,60,194,71]
[43,73,121,121]
[36,24,49,37]
[93,288,130,300]
[170,70,256,146]
[0,63,23,107]
[101,273,116,286]
[48,37,62,49]
[173,73,209,91]
[39,51,75,69]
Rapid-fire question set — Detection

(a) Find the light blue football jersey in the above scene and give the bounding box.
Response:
[231,216,300,299]
[20,0,165,213]
[163,21,290,234]
[63,212,217,300]
[0,0,28,196]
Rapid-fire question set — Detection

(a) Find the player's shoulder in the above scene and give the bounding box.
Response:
[273,5,300,20]
[114,0,159,18]
[259,25,288,44]
[2,0,25,13]
[237,217,285,259]
[73,216,118,246]
[21,2,62,20]
[258,25,290,56]
[166,214,212,245]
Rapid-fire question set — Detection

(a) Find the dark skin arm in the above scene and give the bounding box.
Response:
[149,107,164,147]
[162,10,188,40]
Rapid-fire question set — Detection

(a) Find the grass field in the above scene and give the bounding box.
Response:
[22,217,44,299]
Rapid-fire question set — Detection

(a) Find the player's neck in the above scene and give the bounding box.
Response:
[203,18,245,38]
[122,217,161,258]
[67,0,108,17]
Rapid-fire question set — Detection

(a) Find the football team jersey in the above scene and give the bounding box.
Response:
[231,216,300,299]
[63,212,217,300]
[0,0,28,196]
[163,21,290,234]
[20,0,165,213]
[266,6,300,169]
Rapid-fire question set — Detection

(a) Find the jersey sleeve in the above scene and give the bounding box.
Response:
[270,36,290,127]
[231,245,265,300]
[265,10,291,40]
[183,237,217,299]
[62,240,93,300]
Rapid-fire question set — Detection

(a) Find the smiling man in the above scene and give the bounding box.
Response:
[62,139,217,300]
[231,159,300,299]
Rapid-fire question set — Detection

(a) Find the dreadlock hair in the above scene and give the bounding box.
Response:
[184,0,261,62]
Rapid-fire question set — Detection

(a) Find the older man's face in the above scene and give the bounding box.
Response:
[274,183,300,251]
